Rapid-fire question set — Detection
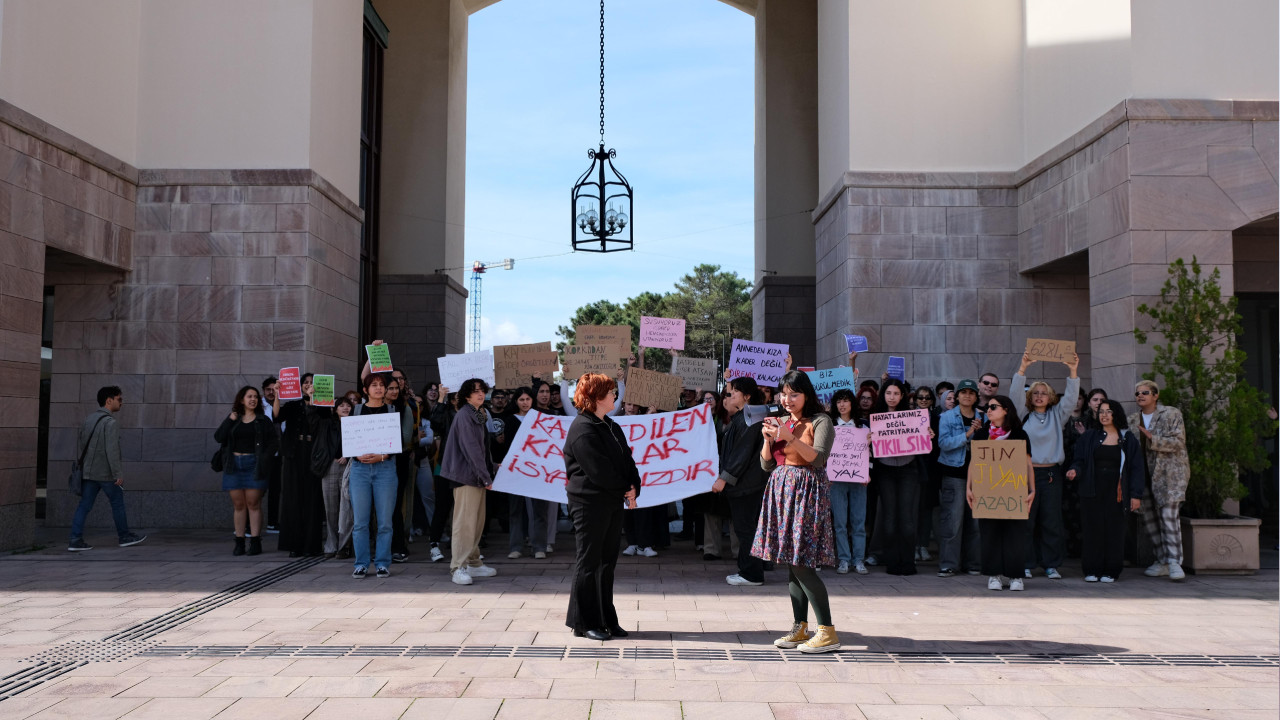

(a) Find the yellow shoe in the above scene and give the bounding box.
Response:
[774,621,811,649]
[799,625,841,654]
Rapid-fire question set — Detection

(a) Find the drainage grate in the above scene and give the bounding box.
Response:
[0,662,86,701]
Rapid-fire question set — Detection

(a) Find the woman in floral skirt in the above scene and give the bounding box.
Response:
[751,370,840,653]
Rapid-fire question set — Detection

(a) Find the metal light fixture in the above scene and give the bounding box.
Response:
[571,0,632,253]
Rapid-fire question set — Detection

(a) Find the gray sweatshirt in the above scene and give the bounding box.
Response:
[78,409,122,482]
[1012,373,1080,465]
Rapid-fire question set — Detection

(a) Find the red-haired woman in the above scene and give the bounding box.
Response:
[563,373,641,641]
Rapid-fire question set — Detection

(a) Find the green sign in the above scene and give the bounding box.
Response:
[366,344,393,372]
[312,375,335,407]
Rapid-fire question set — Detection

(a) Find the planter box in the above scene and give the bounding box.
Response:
[1180,515,1261,575]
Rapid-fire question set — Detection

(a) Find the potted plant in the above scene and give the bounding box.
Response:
[1134,257,1275,574]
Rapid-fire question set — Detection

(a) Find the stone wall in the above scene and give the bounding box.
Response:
[376,273,468,389]
[752,275,816,370]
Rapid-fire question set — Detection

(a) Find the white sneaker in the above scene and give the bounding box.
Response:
[622,545,638,556]
[1010,578,1025,591]
[451,568,472,585]
[1084,575,1099,582]
[1100,576,1115,583]
[641,547,658,557]
[534,551,546,559]
[1143,562,1168,577]
[854,563,868,575]
[430,545,444,563]
[836,561,850,574]
[1045,568,1062,580]
[467,564,497,578]
[1167,563,1186,581]
[507,551,522,559]
[726,574,763,586]
[545,545,555,554]
[917,547,932,561]
[988,576,1003,591]
[1024,569,1032,579]
[864,555,878,566]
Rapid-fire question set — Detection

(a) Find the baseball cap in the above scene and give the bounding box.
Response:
[956,379,979,394]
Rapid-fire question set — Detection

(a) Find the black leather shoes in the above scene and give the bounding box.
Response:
[608,626,629,637]
[574,628,610,641]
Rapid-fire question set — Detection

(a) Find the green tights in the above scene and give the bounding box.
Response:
[787,564,832,626]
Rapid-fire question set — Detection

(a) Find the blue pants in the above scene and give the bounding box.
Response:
[349,458,398,570]
[70,480,131,542]
[829,481,867,565]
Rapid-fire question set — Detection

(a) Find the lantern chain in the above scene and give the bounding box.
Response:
[598,0,606,144]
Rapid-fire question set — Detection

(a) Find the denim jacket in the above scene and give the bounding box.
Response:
[936,406,984,469]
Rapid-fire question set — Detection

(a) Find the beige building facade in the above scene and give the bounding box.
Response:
[0,0,1274,548]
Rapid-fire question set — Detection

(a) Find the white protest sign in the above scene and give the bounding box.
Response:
[640,316,686,350]
[492,407,719,508]
[828,426,870,483]
[869,408,931,458]
[437,349,496,389]
[672,356,718,391]
[726,338,789,386]
[806,366,856,407]
[340,412,402,457]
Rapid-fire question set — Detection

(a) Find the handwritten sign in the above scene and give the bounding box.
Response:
[640,316,686,350]
[438,349,496,389]
[340,411,402,457]
[365,344,393,373]
[672,356,718,391]
[494,342,551,388]
[886,355,906,381]
[562,344,619,380]
[277,367,302,401]
[492,407,719,508]
[624,367,684,411]
[969,440,1030,519]
[575,325,631,359]
[312,374,335,407]
[844,334,869,353]
[827,426,870,483]
[726,338,789,386]
[518,350,560,379]
[806,367,856,407]
[1025,338,1077,364]
[869,408,931,457]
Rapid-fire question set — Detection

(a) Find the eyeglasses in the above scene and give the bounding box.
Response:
[984,404,1003,412]
[980,380,999,387]
[1134,390,1153,397]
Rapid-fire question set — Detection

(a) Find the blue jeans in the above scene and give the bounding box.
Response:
[349,458,397,570]
[829,481,867,565]
[70,480,131,541]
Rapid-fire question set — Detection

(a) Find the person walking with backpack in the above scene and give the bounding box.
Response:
[68,386,146,551]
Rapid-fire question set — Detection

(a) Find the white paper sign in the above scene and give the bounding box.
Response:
[340,412,402,457]
[438,350,496,389]
[492,407,719,508]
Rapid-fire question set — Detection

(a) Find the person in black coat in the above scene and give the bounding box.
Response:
[1066,399,1145,582]
[968,395,1036,591]
[563,373,641,641]
[713,377,770,586]
[273,374,325,557]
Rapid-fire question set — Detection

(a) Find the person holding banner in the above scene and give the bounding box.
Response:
[753,370,841,654]
[442,378,499,585]
[968,395,1036,591]
[713,377,770,585]
[1066,399,1144,582]
[348,373,400,579]
[870,379,929,577]
[275,373,325,558]
[505,387,548,560]
[214,386,279,556]
[563,373,641,641]
[827,388,868,575]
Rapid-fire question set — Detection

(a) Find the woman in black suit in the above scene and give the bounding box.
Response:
[563,373,641,641]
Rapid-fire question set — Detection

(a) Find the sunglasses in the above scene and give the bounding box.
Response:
[980,380,999,387]
[1134,390,1153,397]
[984,404,1004,412]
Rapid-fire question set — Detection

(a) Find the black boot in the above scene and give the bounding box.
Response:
[247,536,262,556]
[233,536,246,556]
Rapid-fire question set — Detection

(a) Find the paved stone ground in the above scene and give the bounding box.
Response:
[0,528,1276,719]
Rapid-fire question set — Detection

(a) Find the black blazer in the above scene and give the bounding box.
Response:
[563,413,642,505]
[1068,428,1145,502]
[719,410,769,499]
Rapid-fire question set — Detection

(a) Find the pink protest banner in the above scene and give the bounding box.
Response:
[491,406,719,508]
[277,367,303,401]
[640,316,686,350]
[827,426,870,483]
[869,408,931,458]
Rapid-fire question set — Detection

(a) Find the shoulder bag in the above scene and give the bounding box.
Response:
[69,415,108,496]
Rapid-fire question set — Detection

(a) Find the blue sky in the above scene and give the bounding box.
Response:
[465,0,754,348]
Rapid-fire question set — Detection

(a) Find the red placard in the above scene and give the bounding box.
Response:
[277,367,303,401]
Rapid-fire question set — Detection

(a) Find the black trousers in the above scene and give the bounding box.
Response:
[1080,491,1126,578]
[391,454,412,555]
[430,474,454,544]
[623,506,664,549]
[979,518,1027,578]
[565,499,623,633]
[878,462,921,575]
[728,489,766,583]
[266,455,282,527]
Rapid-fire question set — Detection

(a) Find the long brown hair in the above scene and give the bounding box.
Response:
[233,386,261,417]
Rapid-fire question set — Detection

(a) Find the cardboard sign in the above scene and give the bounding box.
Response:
[277,367,303,401]
[311,374,335,407]
[624,367,684,411]
[969,440,1030,519]
[726,338,789,386]
[340,411,402,457]
[494,342,551,388]
[562,344,620,380]
[640,316,686,350]
[887,355,906,381]
[518,350,560,378]
[575,325,631,358]
[844,334,869,353]
[869,408,931,457]
[492,407,719,508]
[438,349,496,389]
[365,344,393,373]
[827,426,870,483]
[806,366,856,407]
[672,356,718,391]
[1025,338,1077,364]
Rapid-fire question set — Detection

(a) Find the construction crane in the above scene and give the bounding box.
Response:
[468,258,515,351]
